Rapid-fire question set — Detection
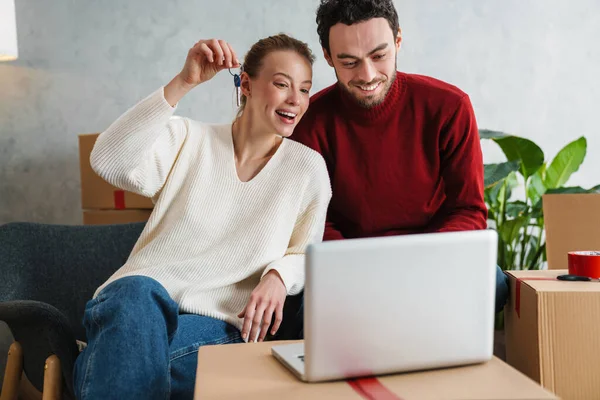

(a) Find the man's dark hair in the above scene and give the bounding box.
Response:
[316,0,400,54]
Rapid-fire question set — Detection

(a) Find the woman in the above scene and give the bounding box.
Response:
[73,34,331,400]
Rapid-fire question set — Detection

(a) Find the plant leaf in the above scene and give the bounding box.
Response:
[527,164,547,206]
[498,215,529,247]
[523,239,546,270]
[505,171,519,193]
[544,137,587,189]
[532,243,546,270]
[531,199,544,218]
[546,186,594,194]
[493,136,545,180]
[543,244,547,262]
[485,180,504,209]
[505,201,528,218]
[479,129,509,140]
[484,161,520,188]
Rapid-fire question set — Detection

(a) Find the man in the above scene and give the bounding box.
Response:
[290,0,508,333]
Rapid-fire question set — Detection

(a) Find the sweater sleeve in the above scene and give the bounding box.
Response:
[90,87,189,198]
[291,113,345,241]
[261,157,332,295]
[433,94,488,232]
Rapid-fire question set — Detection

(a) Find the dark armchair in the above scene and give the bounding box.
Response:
[0,222,145,399]
[0,221,303,399]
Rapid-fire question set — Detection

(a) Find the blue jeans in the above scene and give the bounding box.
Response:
[294,265,509,339]
[72,276,243,400]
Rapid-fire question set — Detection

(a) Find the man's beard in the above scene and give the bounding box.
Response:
[336,60,397,109]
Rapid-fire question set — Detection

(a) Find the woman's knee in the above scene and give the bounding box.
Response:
[97,276,174,309]
[87,276,179,331]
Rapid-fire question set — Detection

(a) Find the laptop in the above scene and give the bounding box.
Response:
[271,229,498,382]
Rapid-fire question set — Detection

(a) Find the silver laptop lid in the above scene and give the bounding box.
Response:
[303,230,497,382]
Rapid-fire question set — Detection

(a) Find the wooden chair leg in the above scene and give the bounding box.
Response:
[0,342,23,400]
[19,372,43,400]
[41,355,61,400]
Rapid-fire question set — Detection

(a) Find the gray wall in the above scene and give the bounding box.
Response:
[1,0,599,377]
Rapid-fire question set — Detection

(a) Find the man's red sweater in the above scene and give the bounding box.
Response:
[292,71,487,241]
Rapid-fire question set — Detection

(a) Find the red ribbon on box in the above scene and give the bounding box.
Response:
[348,377,403,400]
[113,190,126,209]
[568,251,600,279]
[514,277,557,318]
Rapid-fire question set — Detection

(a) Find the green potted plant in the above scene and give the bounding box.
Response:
[481,130,600,272]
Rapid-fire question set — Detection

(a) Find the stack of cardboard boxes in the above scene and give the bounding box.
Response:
[78,133,154,225]
[505,193,600,400]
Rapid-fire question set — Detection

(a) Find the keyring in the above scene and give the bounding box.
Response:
[228,66,242,76]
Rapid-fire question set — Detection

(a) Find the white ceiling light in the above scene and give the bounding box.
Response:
[0,0,19,61]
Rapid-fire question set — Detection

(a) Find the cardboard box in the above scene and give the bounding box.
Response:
[79,133,154,210]
[82,209,151,225]
[505,269,600,399]
[194,340,557,400]
[543,194,600,270]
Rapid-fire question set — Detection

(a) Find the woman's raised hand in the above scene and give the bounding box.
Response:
[179,39,240,87]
